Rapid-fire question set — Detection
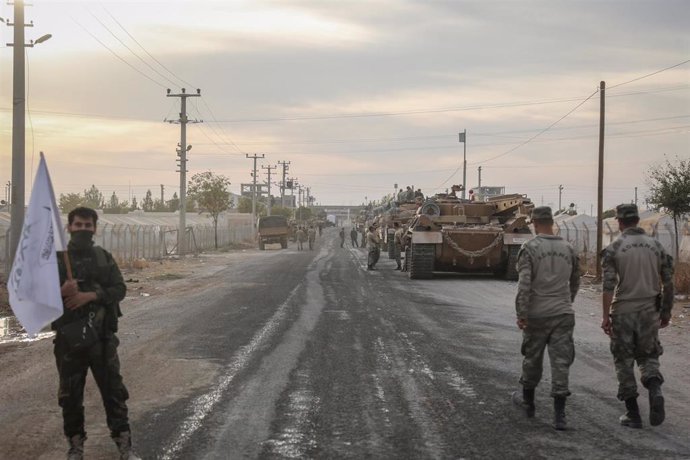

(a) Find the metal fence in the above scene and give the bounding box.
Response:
[555,218,689,261]
[1,220,255,273]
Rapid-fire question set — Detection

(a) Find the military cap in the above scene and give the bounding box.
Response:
[615,203,639,219]
[531,206,553,220]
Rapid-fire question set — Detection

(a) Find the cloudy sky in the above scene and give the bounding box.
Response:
[1,0,688,211]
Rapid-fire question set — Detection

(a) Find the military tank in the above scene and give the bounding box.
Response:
[403,191,534,280]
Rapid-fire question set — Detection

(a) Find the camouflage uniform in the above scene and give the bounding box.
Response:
[366,229,381,269]
[602,207,674,402]
[393,226,405,270]
[296,228,306,251]
[307,227,316,250]
[52,239,130,440]
[515,207,580,398]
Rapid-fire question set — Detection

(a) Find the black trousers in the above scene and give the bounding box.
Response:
[54,334,130,438]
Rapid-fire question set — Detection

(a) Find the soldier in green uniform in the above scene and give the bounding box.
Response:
[512,206,580,430]
[53,207,139,460]
[366,225,381,270]
[601,203,674,428]
[393,222,404,270]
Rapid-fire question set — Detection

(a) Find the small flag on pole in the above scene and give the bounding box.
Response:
[459,131,466,143]
[8,152,66,336]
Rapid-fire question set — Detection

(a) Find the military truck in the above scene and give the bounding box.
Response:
[257,215,289,250]
[403,192,534,280]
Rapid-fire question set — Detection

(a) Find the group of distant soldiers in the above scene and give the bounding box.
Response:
[294,225,318,251]
[396,186,424,203]
[512,203,674,432]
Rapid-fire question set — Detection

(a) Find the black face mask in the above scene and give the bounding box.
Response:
[69,230,94,249]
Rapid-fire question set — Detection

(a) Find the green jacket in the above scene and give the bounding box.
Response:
[52,241,126,333]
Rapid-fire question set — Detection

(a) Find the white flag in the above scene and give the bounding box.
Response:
[8,152,67,336]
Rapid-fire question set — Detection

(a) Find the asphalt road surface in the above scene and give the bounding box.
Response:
[1,227,689,459]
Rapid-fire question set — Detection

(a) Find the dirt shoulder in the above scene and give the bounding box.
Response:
[0,244,254,342]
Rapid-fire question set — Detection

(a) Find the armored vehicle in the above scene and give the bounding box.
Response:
[257,215,289,250]
[403,192,534,280]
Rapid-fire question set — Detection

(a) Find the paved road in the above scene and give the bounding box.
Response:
[1,228,689,459]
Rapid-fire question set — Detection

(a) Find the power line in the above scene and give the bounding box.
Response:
[86,8,179,88]
[205,85,688,123]
[609,59,690,90]
[101,5,197,89]
[71,17,167,89]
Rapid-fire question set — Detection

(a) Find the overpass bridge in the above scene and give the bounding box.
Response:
[312,205,364,225]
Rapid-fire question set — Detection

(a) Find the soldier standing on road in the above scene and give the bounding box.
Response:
[350,227,359,247]
[296,226,306,251]
[307,226,316,251]
[366,225,381,270]
[512,206,580,431]
[393,222,404,270]
[339,227,346,248]
[601,203,674,429]
[53,207,140,460]
[361,227,366,248]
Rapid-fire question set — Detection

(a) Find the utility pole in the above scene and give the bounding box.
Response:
[478,166,482,188]
[5,181,11,208]
[7,1,51,262]
[160,184,165,204]
[278,161,290,207]
[288,177,297,208]
[459,130,467,199]
[306,187,311,207]
[166,88,201,256]
[634,187,638,206]
[596,81,606,280]
[247,154,264,227]
[558,184,564,211]
[262,164,276,216]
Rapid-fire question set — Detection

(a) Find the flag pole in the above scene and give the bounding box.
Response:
[62,252,73,281]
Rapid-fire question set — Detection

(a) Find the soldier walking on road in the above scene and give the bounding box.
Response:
[53,207,140,460]
[601,203,674,429]
[393,222,404,270]
[366,226,381,270]
[307,226,316,251]
[512,206,580,431]
[350,227,359,247]
[296,227,306,251]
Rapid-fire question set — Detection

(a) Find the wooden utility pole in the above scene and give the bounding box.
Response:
[278,161,290,207]
[246,154,265,227]
[166,88,201,255]
[262,164,276,216]
[596,81,606,280]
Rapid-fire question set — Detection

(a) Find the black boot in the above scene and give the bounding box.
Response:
[67,434,86,460]
[647,378,665,426]
[619,397,642,428]
[113,431,141,460]
[511,388,535,418]
[554,396,567,430]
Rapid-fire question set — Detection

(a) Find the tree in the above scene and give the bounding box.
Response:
[167,192,179,212]
[187,171,232,249]
[142,189,154,212]
[83,185,104,209]
[130,196,139,211]
[238,196,266,216]
[103,191,129,214]
[270,206,294,219]
[59,193,84,213]
[646,156,690,260]
[295,206,313,222]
